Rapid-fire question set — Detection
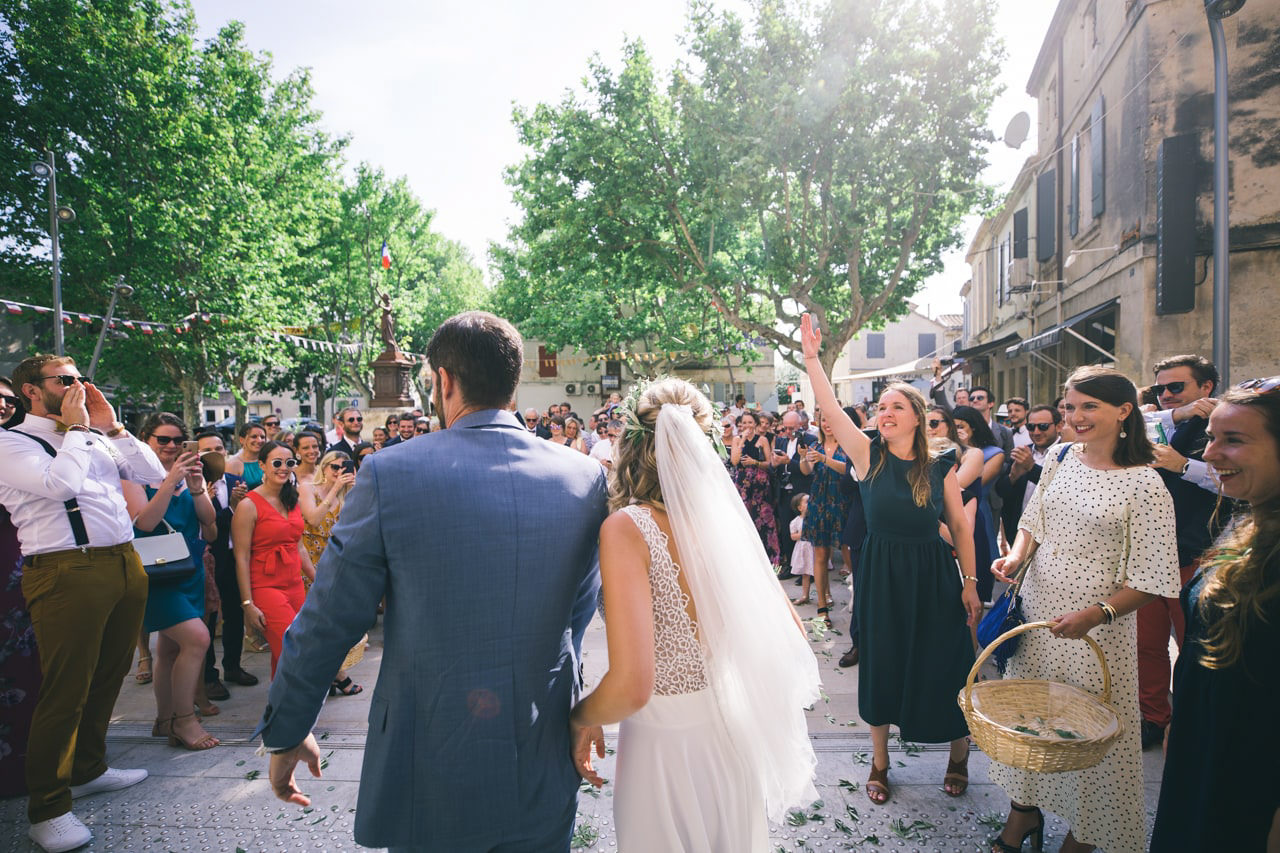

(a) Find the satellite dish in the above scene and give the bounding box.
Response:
[1003,112,1030,149]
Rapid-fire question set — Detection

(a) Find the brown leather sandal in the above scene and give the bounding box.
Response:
[943,746,970,796]
[866,759,890,804]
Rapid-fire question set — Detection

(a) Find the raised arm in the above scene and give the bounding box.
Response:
[800,314,871,476]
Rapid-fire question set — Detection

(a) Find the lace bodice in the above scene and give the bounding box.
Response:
[621,505,709,695]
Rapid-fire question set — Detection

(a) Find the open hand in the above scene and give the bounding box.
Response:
[1049,607,1105,640]
[991,554,1022,584]
[268,733,323,806]
[570,719,606,788]
[81,381,117,430]
[1172,397,1218,424]
[800,313,822,361]
[57,382,91,428]
[1151,443,1188,473]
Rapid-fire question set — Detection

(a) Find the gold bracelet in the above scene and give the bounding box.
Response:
[962,575,979,583]
[106,422,127,437]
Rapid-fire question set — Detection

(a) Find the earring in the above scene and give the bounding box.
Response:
[1119,428,1127,438]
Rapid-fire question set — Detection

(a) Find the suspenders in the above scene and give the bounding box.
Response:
[10,429,92,547]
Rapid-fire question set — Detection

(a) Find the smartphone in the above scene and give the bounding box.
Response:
[341,460,356,474]
[182,440,199,455]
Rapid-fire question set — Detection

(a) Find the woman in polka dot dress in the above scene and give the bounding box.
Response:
[988,367,1181,853]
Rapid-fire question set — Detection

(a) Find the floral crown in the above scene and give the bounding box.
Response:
[618,377,728,460]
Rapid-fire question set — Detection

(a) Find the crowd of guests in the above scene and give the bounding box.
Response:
[0,334,1277,851]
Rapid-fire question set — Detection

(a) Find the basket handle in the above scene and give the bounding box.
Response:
[962,620,1111,712]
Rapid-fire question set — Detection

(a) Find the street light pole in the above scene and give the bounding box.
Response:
[88,276,133,382]
[1205,0,1245,385]
[46,152,65,356]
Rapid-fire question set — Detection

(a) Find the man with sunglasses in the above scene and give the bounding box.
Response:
[262,415,282,441]
[329,407,365,459]
[993,404,1060,544]
[0,354,166,852]
[1135,354,1225,750]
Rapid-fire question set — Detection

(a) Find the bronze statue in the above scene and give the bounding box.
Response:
[378,291,398,354]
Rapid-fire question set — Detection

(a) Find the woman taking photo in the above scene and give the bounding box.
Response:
[951,405,1005,602]
[988,366,1180,853]
[730,410,781,567]
[299,450,363,696]
[798,409,851,627]
[232,441,315,678]
[800,315,980,805]
[1152,380,1280,852]
[570,378,819,851]
[563,417,588,453]
[226,421,267,488]
[122,413,220,751]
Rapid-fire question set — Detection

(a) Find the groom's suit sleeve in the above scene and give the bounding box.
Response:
[253,457,389,749]
[568,467,608,692]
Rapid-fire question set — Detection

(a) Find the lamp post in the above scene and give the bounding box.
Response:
[1205,0,1245,385]
[88,277,134,381]
[30,153,76,356]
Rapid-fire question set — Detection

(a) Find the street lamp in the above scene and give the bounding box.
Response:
[88,276,134,381]
[1062,245,1120,270]
[1205,0,1244,385]
[30,152,75,355]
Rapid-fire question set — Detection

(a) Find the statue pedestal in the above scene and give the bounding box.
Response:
[370,349,416,408]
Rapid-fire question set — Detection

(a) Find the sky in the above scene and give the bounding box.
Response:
[192,0,1058,318]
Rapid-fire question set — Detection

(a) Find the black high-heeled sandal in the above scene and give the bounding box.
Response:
[329,676,363,697]
[990,802,1044,852]
[816,605,833,628]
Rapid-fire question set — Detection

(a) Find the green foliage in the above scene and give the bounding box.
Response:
[0,0,484,426]
[496,0,1001,372]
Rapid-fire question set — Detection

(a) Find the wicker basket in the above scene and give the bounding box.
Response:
[958,620,1123,774]
[340,633,369,672]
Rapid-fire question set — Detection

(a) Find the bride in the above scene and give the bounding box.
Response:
[569,378,821,852]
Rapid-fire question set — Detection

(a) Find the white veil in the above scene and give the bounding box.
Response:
[654,403,821,822]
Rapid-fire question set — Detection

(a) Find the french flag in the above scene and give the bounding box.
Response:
[381,240,391,270]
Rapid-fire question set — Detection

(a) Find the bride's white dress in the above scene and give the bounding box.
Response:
[614,504,769,852]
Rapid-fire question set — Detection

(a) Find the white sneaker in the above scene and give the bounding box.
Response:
[69,766,148,799]
[28,812,92,852]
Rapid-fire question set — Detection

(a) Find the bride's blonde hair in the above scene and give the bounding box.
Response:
[608,377,717,512]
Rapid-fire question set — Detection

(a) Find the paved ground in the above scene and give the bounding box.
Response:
[1,575,1169,851]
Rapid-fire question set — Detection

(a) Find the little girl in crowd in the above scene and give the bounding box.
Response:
[790,493,815,604]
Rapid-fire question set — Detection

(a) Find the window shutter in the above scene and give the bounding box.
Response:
[1013,208,1029,259]
[866,334,885,359]
[1035,171,1056,262]
[538,345,557,378]
[1069,135,1080,237]
[917,333,936,358]
[1091,96,1106,218]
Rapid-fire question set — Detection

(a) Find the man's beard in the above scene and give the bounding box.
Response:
[432,384,445,429]
[41,389,63,417]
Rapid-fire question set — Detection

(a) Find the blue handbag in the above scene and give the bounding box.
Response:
[975,443,1072,673]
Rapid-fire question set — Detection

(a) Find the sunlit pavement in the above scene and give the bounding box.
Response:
[1,576,1168,851]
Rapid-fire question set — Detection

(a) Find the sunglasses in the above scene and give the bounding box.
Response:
[1151,381,1187,396]
[264,421,280,427]
[0,393,17,407]
[151,435,186,445]
[551,423,562,429]
[269,457,297,469]
[345,417,363,423]
[41,374,85,387]
[1026,422,1055,432]
[526,417,538,423]
[927,419,943,429]
[1237,376,1280,395]
[415,427,429,433]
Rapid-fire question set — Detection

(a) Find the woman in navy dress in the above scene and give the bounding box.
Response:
[800,409,852,627]
[123,413,219,751]
[800,315,981,806]
[950,406,1005,602]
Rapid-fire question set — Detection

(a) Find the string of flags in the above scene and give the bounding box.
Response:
[544,336,770,367]
[0,298,391,356]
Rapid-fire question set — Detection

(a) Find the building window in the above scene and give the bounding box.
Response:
[917,333,936,358]
[299,404,312,418]
[538,345,557,378]
[204,409,216,423]
[866,334,885,359]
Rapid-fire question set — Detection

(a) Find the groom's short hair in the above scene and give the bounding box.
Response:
[427,311,523,409]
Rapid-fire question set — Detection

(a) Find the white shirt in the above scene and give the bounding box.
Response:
[325,427,341,446]
[589,437,614,465]
[1148,410,1217,492]
[1021,444,1049,510]
[1011,425,1032,449]
[0,416,166,554]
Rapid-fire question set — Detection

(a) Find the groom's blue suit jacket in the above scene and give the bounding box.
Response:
[254,409,608,849]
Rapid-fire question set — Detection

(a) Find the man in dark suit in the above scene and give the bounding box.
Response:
[329,407,365,457]
[772,410,816,576]
[257,312,608,851]
[993,405,1060,544]
[1137,354,1223,748]
[196,431,258,700]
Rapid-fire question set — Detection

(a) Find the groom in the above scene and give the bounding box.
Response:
[255,311,609,851]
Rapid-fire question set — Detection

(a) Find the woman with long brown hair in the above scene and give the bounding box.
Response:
[988,366,1180,853]
[800,315,980,806]
[1152,379,1280,852]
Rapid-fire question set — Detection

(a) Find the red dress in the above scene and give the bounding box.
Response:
[247,490,306,677]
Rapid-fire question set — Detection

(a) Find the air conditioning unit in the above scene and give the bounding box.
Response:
[564,382,580,395]
[584,383,599,395]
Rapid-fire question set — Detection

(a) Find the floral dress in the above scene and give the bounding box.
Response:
[802,445,851,547]
[302,502,340,592]
[731,439,780,564]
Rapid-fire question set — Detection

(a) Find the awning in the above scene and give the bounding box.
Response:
[835,357,932,382]
[952,332,1022,360]
[1006,298,1119,357]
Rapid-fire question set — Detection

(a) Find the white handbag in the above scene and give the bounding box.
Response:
[133,519,197,583]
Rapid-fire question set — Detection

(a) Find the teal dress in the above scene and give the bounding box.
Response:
[136,486,206,632]
[856,438,973,743]
[242,459,264,489]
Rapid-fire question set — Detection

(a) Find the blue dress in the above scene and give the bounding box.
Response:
[801,445,851,547]
[136,486,206,632]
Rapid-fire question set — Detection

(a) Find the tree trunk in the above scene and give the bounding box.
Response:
[178,377,202,436]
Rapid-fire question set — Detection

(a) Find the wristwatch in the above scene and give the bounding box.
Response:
[1179,459,1192,477]
[106,422,127,437]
